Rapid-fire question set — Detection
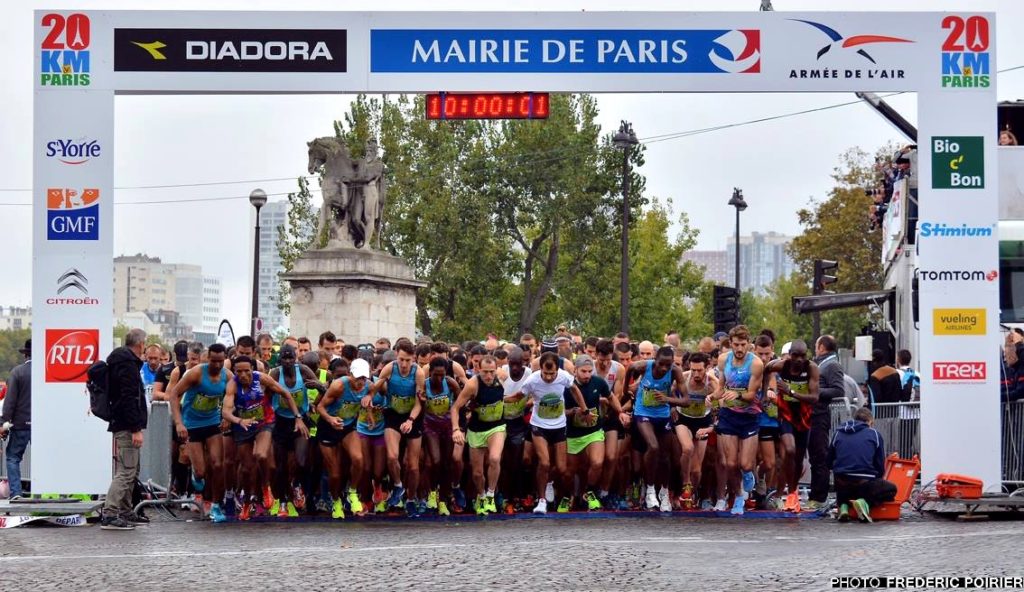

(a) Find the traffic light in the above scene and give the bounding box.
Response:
[713,285,740,334]
[813,259,839,295]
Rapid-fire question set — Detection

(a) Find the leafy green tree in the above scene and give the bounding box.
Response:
[0,328,31,381]
[276,176,324,317]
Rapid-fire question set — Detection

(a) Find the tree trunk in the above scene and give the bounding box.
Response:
[519,232,560,336]
[415,291,432,338]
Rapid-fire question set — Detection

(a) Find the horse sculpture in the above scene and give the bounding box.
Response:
[307,136,386,249]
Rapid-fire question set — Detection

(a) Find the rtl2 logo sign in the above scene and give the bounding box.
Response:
[941,15,990,88]
[40,13,91,87]
[45,329,99,383]
[932,361,986,382]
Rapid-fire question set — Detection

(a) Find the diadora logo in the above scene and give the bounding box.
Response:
[940,15,991,89]
[708,30,760,74]
[788,20,912,81]
[40,13,91,87]
[47,188,99,241]
[45,328,99,383]
[46,137,101,165]
[933,361,986,382]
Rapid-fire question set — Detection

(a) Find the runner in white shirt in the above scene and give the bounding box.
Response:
[520,351,589,514]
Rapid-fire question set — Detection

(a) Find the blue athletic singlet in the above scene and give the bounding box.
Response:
[424,377,453,418]
[357,390,388,436]
[635,360,674,419]
[233,371,273,426]
[326,376,368,429]
[387,364,418,416]
[182,364,228,429]
[273,368,307,418]
[722,351,761,415]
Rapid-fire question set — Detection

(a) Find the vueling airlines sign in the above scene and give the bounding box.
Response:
[932,308,986,336]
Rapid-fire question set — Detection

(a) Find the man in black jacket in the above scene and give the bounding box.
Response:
[1,339,32,499]
[101,328,149,530]
[809,334,846,508]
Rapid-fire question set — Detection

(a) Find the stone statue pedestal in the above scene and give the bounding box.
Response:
[283,248,425,345]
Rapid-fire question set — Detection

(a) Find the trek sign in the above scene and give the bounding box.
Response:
[33,10,999,494]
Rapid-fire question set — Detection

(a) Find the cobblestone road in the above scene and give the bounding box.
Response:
[2,513,1023,591]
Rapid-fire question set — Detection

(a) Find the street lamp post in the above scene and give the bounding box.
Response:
[613,121,639,335]
[249,188,268,338]
[728,188,748,294]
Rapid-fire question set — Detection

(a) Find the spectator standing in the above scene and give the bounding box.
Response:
[867,349,904,406]
[1,339,32,499]
[808,335,845,509]
[828,406,897,522]
[101,328,149,530]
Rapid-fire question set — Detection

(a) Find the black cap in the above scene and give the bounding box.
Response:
[279,344,297,360]
[18,339,30,354]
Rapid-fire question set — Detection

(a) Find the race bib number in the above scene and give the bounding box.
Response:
[722,388,749,409]
[782,381,808,403]
[390,394,415,415]
[766,402,779,419]
[680,399,707,418]
[359,407,384,426]
[239,405,264,421]
[503,396,526,420]
[290,390,306,410]
[426,396,451,416]
[476,400,504,423]
[571,406,599,428]
[191,393,222,413]
[641,389,667,408]
[339,401,361,420]
[536,395,565,420]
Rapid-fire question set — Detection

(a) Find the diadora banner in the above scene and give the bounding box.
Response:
[33,11,994,93]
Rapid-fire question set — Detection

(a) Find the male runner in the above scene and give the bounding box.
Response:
[520,352,590,514]
[753,335,780,508]
[565,355,610,511]
[316,358,371,518]
[169,343,233,522]
[365,341,426,515]
[297,337,313,358]
[268,345,318,516]
[637,341,656,361]
[625,346,686,512]
[672,352,718,509]
[594,339,630,510]
[764,340,820,512]
[712,325,765,515]
[222,355,299,520]
[498,346,532,513]
[422,357,460,516]
[319,331,339,358]
[356,359,389,513]
[451,355,507,515]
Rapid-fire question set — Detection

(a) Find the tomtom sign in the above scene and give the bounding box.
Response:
[44,328,99,383]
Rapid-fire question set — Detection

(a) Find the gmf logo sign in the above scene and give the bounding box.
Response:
[40,13,91,87]
[932,136,984,189]
[45,329,99,383]
[940,15,991,88]
[932,308,986,336]
[788,19,912,81]
[933,362,986,382]
[47,188,99,241]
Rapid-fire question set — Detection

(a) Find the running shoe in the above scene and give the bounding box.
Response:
[315,498,330,514]
[742,471,756,493]
[203,500,213,517]
[803,500,823,512]
[223,491,237,517]
[286,502,299,518]
[700,499,714,511]
[755,476,768,497]
[407,500,420,517]
[475,496,487,516]
[485,494,497,514]
[388,485,406,508]
[852,498,873,523]
[783,492,800,513]
[645,489,659,511]
[347,489,365,515]
[712,499,728,512]
[263,485,274,510]
[584,491,601,511]
[373,483,387,505]
[417,498,428,516]
[545,481,555,503]
[426,490,439,510]
[332,498,346,520]
[680,484,695,510]
[523,494,535,509]
[209,503,227,523]
[557,497,572,513]
[191,471,205,494]
[452,487,467,511]
[438,501,451,516]
[269,498,281,516]
[374,499,387,514]
[615,497,631,512]
[837,503,850,522]
[730,495,745,516]
[292,486,306,511]
[239,500,252,521]
[504,500,517,514]
[533,498,548,514]
[658,488,672,513]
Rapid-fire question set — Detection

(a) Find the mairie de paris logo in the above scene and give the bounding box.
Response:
[40,13,91,87]
[931,136,984,189]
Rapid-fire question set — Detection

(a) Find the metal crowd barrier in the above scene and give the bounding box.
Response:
[872,402,921,461]
[139,401,173,490]
[1002,401,1024,484]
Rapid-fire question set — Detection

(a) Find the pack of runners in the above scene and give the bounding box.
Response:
[153,325,832,522]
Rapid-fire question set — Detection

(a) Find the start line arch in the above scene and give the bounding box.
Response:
[33,10,998,494]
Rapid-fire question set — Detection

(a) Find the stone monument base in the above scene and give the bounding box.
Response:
[283,248,425,345]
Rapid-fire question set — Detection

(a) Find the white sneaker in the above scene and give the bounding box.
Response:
[659,491,672,513]
[533,498,548,514]
[545,482,555,503]
[645,489,659,510]
[713,499,728,512]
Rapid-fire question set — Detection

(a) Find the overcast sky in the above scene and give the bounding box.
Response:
[1,0,1020,336]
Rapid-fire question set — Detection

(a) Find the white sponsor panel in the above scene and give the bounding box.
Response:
[32,90,113,495]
